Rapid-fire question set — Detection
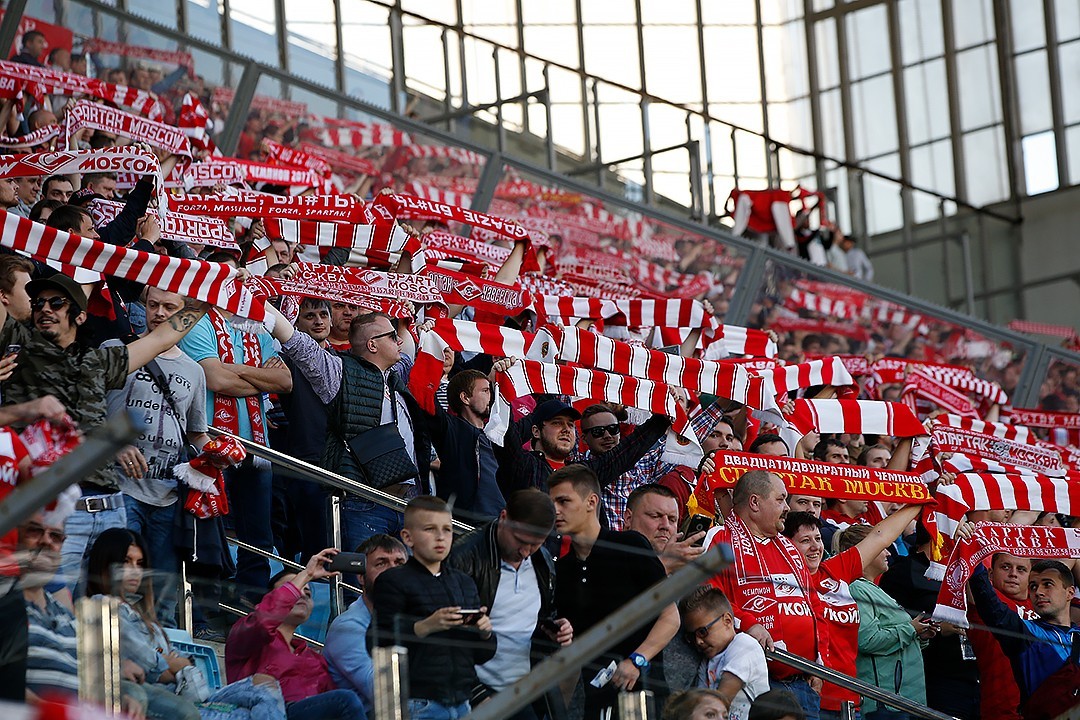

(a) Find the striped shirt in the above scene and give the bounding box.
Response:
[25,592,80,698]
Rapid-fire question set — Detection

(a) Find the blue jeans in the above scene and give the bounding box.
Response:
[341,496,408,552]
[225,463,274,603]
[776,676,821,720]
[407,699,471,720]
[286,689,367,720]
[124,495,179,627]
[58,496,127,593]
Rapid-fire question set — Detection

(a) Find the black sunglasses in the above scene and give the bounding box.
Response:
[371,329,398,342]
[584,423,620,439]
[685,613,728,642]
[31,296,70,312]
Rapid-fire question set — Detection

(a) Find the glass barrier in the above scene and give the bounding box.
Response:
[747,256,1030,394]
[495,161,750,322]
[1034,356,1080,412]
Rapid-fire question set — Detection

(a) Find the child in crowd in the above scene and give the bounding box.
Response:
[680,586,769,720]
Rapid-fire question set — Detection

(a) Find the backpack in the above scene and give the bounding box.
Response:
[1020,629,1080,720]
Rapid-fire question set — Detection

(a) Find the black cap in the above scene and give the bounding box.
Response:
[69,187,105,207]
[530,398,581,428]
[26,273,88,311]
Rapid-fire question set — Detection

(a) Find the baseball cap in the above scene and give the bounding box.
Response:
[69,187,105,207]
[26,273,88,311]
[530,398,582,428]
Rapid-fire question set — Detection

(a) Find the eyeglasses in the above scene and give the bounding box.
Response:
[371,329,398,342]
[584,423,620,439]
[22,523,66,545]
[31,296,70,312]
[685,613,728,642]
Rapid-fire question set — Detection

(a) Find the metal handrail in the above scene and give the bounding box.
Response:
[225,536,364,596]
[205,428,476,534]
[766,648,958,720]
[219,603,324,648]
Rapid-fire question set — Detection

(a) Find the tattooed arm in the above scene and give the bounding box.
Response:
[125,297,211,373]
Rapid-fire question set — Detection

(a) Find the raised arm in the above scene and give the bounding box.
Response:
[126,298,208,373]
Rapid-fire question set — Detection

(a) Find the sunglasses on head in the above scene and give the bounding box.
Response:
[584,423,620,439]
[31,296,70,312]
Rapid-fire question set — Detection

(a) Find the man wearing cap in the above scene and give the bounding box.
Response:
[0,272,212,592]
[490,358,672,500]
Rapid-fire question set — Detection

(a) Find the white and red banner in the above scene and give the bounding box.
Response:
[296,141,381,176]
[0,123,60,149]
[81,38,194,73]
[87,199,237,251]
[929,415,1064,476]
[0,59,163,119]
[261,138,331,177]
[180,162,246,189]
[785,399,926,438]
[933,523,1080,626]
[171,194,367,223]
[419,265,529,314]
[212,87,306,117]
[0,146,161,180]
[208,157,325,188]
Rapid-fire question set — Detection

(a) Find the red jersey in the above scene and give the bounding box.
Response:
[0,427,30,572]
[328,339,351,353]
[968,591,1038,720]
[707,516,819,679]
[815,547,864,711]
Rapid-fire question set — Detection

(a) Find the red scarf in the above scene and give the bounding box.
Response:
[207,310,267,446]
[726,511,811,586]
[934,522,1080,626]
[65,100,192,156]
[261,138,331,177]
[785,399,926,437]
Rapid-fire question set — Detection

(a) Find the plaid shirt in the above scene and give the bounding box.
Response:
[600,402,728,530]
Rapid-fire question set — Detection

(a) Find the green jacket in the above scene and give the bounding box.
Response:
[0,316,129,490]
[849,576,927,714]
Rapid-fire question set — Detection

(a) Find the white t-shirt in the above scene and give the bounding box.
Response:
[698,632,770,720]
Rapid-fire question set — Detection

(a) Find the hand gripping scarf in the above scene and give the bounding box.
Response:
[207,310,267,448]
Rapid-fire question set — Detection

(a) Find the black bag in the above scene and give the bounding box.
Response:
[342,391,418,490]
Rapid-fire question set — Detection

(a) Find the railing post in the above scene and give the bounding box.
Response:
[688,139,703,222]
[840,701,857,720]
[591,79,603,189]
[617,690,654,720]
[76,596,123,714]
[492,48,505,153]
[372,646,410,720]
[440,28,453,132]
[731,127,740,189]
[180,560,194,635]
[328,494,344,621]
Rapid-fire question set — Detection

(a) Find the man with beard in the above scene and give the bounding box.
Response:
[421,368,505,522]
[491,358,671,498]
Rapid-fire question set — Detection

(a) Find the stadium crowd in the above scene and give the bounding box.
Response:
[0,14,1078,720]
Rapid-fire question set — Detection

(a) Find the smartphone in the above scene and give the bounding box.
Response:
[459,609,484,625]
[541,618,560,634]
[680,514,714,546]
[325,552,366,574]
[4,344,20,357]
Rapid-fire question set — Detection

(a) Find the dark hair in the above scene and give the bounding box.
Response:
[299,297,331,313]
[749,433,788,454]
[71,53,85,64]
[0,254,33,294]
[47,48,67,63]
[404,495,451,526]
[780,511,821,540]
[349,311,392,344]
[857,444,891,466]
[29,198,63,223]
[812,438,846,462]
[626,483,678,513]
[447,369,487,415]
[581,403,618,423]
[43,175,69,193]
[748,688,807,720]
[85,528,159,631]
[1030,560,1075,588]
[21,30,45,48]
[269,567,296,589]
[356,533,407,557]
[678,584,732,617]
[990,552,1031,570]
[547,464,601,501]
[205,250,239,265]
[504,488,556,534]
[45,204,92,234]
[83,171,118,185]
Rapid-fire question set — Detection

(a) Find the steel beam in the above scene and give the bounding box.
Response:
[1042,0,1070,183]
[217,61,261,157]
[0,0,29,61]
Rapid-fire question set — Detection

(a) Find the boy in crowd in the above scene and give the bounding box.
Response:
[368,496,496,720]
[680,586,769,720]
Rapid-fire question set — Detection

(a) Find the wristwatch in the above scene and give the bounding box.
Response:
[628,652,650,670]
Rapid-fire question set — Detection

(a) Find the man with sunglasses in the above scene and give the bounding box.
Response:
[0,273,212,594]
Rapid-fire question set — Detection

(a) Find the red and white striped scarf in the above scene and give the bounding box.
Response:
[785,399,926,437]
[536,324,783,421]
[785,287,860,320]
[0,211,263,322]
[212,87,307,117]
[207,309,267,445]
[0,59,164,119]
[319,124,413,148]
[261,138,331,177]
[933,522,1080,626]
[487,357,702,466]
[1006,319,1079,341]
[0,146,161,181]
[928,470,1080,580]
[177,93,220,156]
[901,367,977,417]
[753,357,854,400]
[65,100,192,156]
[803,354,871,377]
[373,192,531,243]
[399,181,473,211]
[0,123,60,149]
[296,141,381,176]
[387,144,484,167]
[245,275,413,319]
[264,218,424,272]
[419,265,529,314]
[87,199,237,251]
[422,231,511,267]
[1007,408,1080,448]
[768,314,870,343]
[81,38,194,74]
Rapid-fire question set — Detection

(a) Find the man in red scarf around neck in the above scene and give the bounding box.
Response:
[705,470,823,720]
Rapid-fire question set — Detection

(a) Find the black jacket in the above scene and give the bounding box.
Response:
[423,406,504,522]
[368,557,496,705]
[493,413,671,497]
[447,519,557,638]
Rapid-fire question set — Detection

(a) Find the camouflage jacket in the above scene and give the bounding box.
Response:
[0,317,129,490]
